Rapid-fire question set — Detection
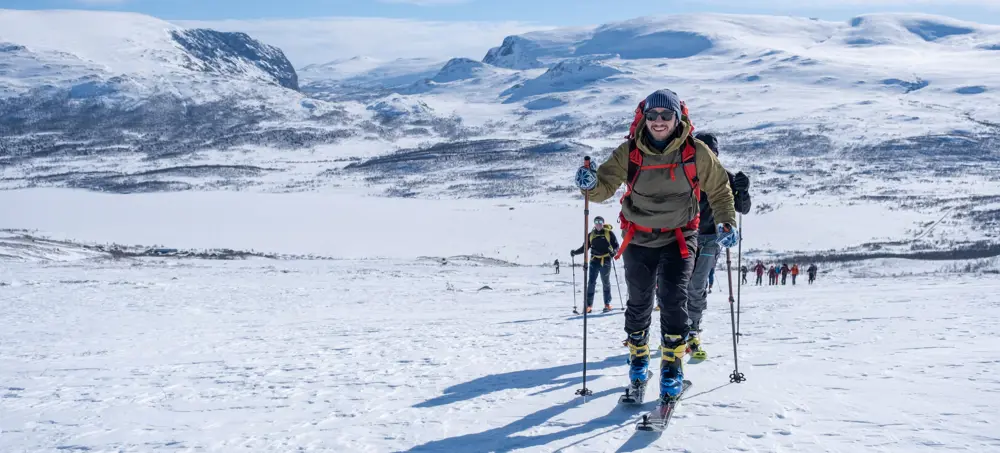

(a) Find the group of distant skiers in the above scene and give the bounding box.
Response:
[557,87,842,419]
[746,262,819,286]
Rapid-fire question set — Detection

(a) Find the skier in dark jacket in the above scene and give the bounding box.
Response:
[754,262,765,286]
[808,264,818,284]
[740,265,749,284]
[768,265,777,285]
[571,216,620,313]
[683,132,751,359]
[780,263,790,285]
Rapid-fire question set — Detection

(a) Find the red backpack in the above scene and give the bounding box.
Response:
[614,99,701,260]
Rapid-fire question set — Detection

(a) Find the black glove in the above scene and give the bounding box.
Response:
[732,171,750,191]
[734,190,752,215]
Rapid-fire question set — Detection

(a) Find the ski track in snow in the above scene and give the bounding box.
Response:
[2,259,999,452]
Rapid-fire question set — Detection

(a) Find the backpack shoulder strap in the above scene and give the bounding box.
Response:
[624,141,643,196]
[681,137,700,198]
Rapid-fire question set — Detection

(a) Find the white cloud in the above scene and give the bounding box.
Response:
[176,17,551,67]
[377,0,472,5]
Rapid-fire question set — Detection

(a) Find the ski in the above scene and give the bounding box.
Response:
[618,371,654,405]
[635,380,692,432]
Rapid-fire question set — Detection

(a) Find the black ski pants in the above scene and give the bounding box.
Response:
[623,239,696,341]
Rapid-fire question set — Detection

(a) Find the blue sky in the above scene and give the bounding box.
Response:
[2,0,1000,25]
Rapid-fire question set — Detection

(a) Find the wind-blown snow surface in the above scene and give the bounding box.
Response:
[2,258,999,452]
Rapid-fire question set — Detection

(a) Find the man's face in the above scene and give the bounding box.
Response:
[644,107,678,141]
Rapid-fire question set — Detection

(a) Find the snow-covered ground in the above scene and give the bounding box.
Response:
[0,188,967,264]
[2,258,998,452]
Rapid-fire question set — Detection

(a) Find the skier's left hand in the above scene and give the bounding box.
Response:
[716,223,740,248]
[734,190,752,215]
[732,171,750,191]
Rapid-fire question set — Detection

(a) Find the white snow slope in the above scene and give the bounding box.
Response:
[2,258,998,452]
[0,188,975,265]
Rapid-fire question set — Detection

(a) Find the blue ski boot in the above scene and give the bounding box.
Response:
[659,333,688,401]
[619,329,651,404]
[627,330,650,384]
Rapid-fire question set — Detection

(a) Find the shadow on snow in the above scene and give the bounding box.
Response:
[402,386,633,452]
[414,355,625,409]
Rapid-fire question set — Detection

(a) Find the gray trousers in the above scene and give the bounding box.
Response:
[686,234,720,332]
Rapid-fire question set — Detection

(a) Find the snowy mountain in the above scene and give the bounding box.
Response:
[2,10,1000,260]
[299,56,445,101]
[0,8,352,183]
[0,10,299,97]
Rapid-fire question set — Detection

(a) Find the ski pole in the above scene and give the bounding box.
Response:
[612,259,624,311]
[576,156,594,398]
[736,214,743,343]
[725,247,746,384]
[571,254,578,315]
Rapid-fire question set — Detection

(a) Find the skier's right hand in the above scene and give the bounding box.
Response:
[575,166,598,190]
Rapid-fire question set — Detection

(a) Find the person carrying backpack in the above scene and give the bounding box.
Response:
[808,264,819,284]
[571,216,620,313]
[741,264,749,285]
[768,265,776,285]
[575,89,738,404]
[754,261,765,286]
[781,263,790,285]
[791,264,800,285]
[681,132,752,361]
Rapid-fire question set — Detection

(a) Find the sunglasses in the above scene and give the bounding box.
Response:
[644,110,676,122]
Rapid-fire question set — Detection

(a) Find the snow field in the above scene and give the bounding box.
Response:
[2,258,998,452]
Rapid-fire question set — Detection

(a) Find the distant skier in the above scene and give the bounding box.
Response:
[575,89,738,403]
[780,263,790,285]
[791,264,800,285]
[754,261,765,286]
[808,264,818,284]
[554,259,560,274]
[768,265,777,285]
[571,216,620,313]
[682,132,752,360]
[741,264,749,285]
